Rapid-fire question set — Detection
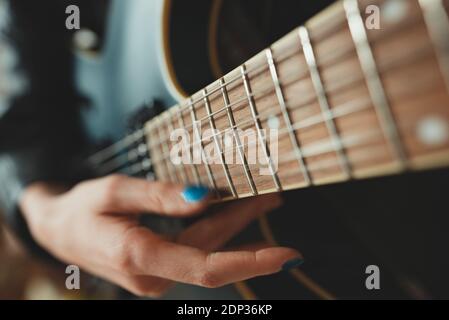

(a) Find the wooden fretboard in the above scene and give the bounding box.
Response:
[144,0,449,201]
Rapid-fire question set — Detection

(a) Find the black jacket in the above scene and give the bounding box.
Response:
[0,0,105,255]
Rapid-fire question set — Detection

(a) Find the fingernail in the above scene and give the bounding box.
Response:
[181,186,209,203]
[282,257,304,271]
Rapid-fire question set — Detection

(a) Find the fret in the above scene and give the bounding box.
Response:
[344,0,408,169]
[265,48,312,186]
[219,78,258,195]
[298,26,352,179]
[167,107,189,184]
[240,65,282,191]
[203,88,238,198]
[177,106,201,185]
[188,98,220,198]
[419,0,449,93]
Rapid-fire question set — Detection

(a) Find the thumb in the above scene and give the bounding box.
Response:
[82,175,211,216]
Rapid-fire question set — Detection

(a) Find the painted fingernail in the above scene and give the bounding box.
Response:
[181,186,209,203]
[282,258,304,271]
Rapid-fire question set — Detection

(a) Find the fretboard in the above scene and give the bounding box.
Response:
[142,0,449,201]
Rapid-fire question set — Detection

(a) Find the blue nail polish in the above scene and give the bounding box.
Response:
[282,258,304,271]
[182,186,209,203]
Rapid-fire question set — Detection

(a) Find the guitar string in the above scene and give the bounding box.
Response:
[97,44,435,175]
[93,36,431,172]
[88,11,425,166]
[89,7,420,164]
[103,102,372,173]
[100,69,436,180]
[99,87,372,175]
[117,115,422,186]
[126,124,409,186]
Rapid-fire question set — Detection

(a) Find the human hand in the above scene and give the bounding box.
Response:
[20,175,303,297]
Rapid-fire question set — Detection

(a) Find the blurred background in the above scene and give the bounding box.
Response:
[0,214,75,299]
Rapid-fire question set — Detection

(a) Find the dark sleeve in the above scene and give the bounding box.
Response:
[0,0,88,257]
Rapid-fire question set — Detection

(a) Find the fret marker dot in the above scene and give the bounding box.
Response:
[417,116,449,147]
[382,0,408,24]
[268,115,280,129]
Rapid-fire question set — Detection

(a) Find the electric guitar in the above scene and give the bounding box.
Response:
[75,0,449,299]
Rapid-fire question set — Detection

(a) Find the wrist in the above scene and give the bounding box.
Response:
[19,182,65,246]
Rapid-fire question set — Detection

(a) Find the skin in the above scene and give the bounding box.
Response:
[19,174,302,297]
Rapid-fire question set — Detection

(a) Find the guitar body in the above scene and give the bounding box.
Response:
[74,0,449,299]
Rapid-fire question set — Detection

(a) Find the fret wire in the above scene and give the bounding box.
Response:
[265,48,312,185]
[418,0,449,94]
[166,107,189,184]
[298,26,352,178]
[240,64,282,191]
[344,0,408,169]
[203,88,238,198]
[189,98,220,198]
[155,117,179,183]
[220,78,258,196]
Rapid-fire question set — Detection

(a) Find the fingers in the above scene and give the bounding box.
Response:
[80,175,210,216]
[98,242,278,297]
[153,242,301,288]
[116,227,301,288]
[178,194,283,251]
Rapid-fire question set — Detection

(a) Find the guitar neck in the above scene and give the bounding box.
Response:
[144,0,449,201]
